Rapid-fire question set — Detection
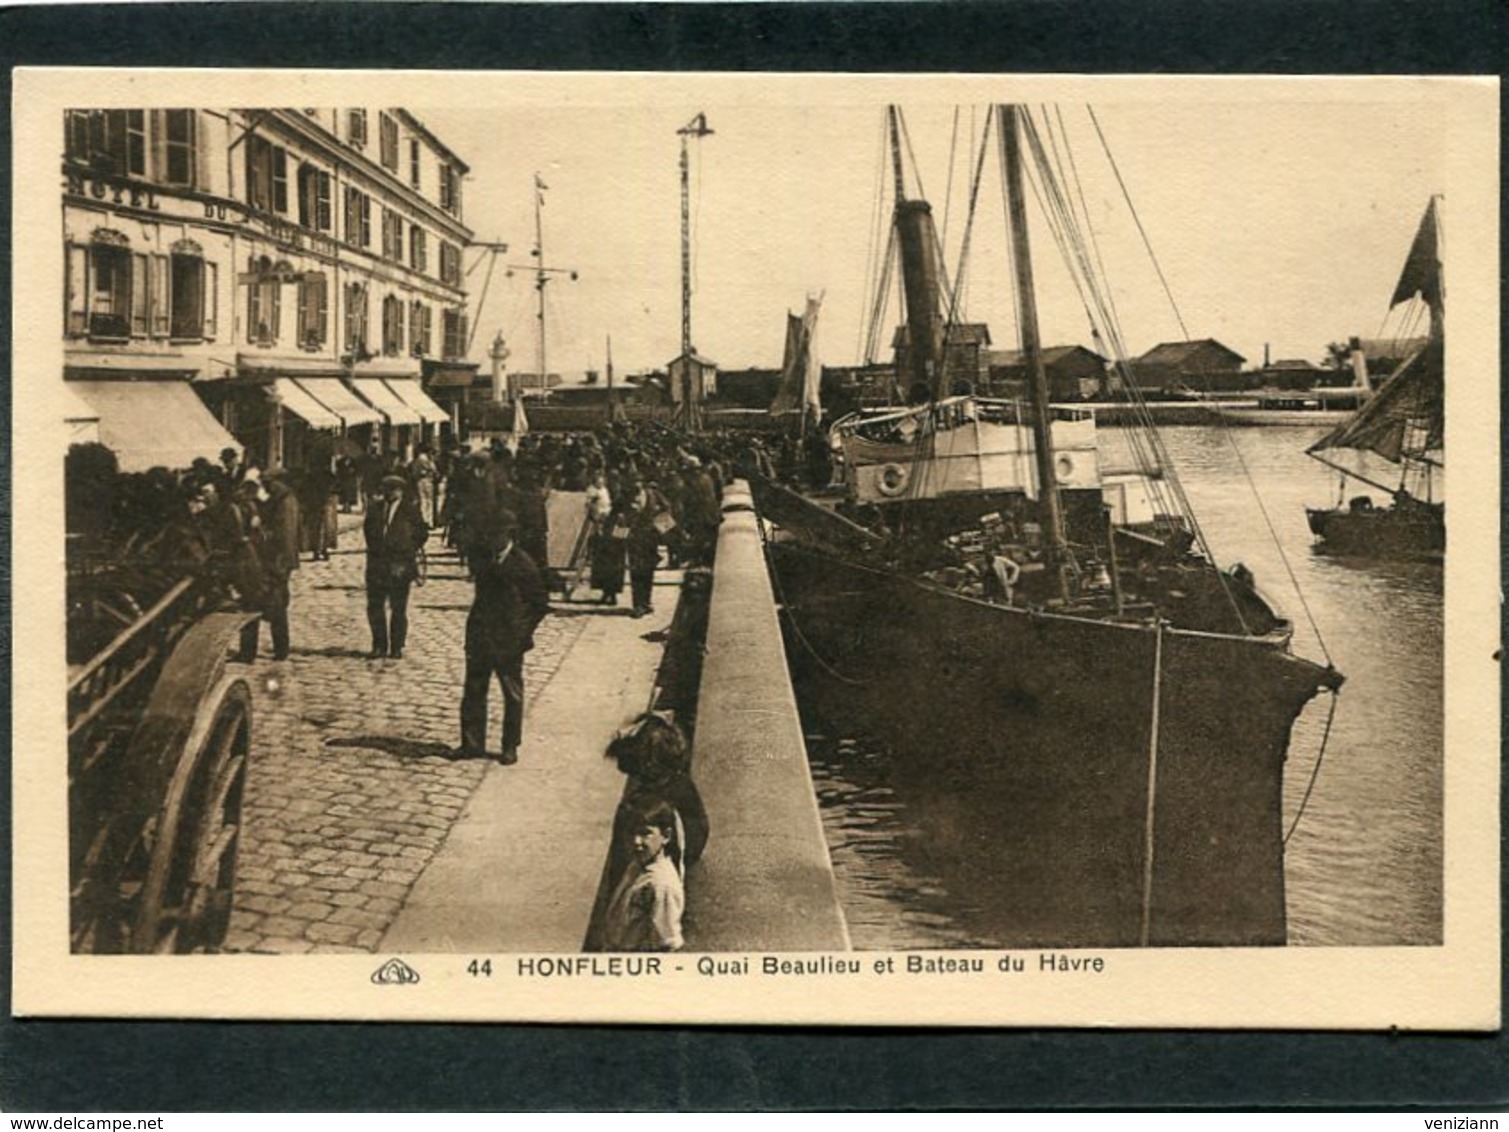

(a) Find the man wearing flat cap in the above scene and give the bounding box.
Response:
[459,508,548,764]
[364,473,428,659]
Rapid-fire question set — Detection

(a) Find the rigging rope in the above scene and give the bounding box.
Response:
[1284,688,1340,845]
[857,112,892,366]
[1017,110,1196,549]
[1139,619,1165,947]
[1077,107,1337,640]
[758,518,872,687]
[864,227,898,369]
[466,248,500,355]
[941,106,960,252]
[1088,106,1189,340]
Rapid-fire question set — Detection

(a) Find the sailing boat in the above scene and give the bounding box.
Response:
[756,105,1342,947]
[1305,199,1445,561]
[771,294,824,431]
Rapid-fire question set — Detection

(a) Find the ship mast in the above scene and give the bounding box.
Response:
[1000,104,1070,598]
[508,174,577,398]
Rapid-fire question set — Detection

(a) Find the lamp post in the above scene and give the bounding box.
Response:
[677,112,713,431]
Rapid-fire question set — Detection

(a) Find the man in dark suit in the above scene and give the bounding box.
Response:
[459,509,549,765]
[364,473,428,659]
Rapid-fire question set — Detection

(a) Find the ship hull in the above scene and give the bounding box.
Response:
[769,542,1338,948]
[1306,502,1444,562]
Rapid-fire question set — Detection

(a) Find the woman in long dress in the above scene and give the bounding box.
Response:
[590,479,630,606]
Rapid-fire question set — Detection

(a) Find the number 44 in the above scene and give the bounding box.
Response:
[467,959,493,977]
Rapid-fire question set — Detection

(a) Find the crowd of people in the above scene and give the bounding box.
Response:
[67,419,779,951]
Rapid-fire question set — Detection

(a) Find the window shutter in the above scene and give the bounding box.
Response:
[272,147,288,213]
[204,261,218,339]
[297,166,311,227]
[195,111,211,192]
[244,140,258,209]
[131,253,149,337]
[248,273,261,345]
[269,278,282,343]
[316,274,328,345]
[151,253,169,337]
[66,243,89,336]
[148,110,167,183]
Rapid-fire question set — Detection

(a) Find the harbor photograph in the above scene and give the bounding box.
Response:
[10,69,1498,1029]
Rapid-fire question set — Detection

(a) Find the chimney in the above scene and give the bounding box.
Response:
[1263,342,1271,368]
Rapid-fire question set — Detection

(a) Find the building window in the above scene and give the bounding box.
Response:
[409,139,421,189]
[298,273,328,351]
[438,241,461,287]
[68,236,215,342]
[65,110,146,178]
[344,187,372,248]
[381,294,405,357]
[65,111,92,164]
[442,308,468,359]
[379,113,399,172]
[439,163,461,215]
[73,232,136,341]
[88,242,133,340]
[381,208,403,262]
[297,164,332,231]
[245,134,288,214]
[162,109,197,187]
[409,226,428,274]
[169,248,206,340]
[344,281,369,355]
[246,257,282,347]
[409,300,431,356]
[348,109,367,149]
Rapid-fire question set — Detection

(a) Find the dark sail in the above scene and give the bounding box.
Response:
[1310,199,1445,465]
[1390,197,1444,312]
[1306,336,1443,462]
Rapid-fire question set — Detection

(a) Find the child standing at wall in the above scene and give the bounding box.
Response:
[601,800,685,952]
[605,711,709,871]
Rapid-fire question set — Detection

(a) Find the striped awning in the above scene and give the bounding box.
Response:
[295,378,384,427]
[268,379,342,430]
[352,378,422,426]
[384,379,450,425]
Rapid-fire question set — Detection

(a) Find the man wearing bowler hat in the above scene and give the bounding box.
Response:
[459,509,548,764]
[364,473,428,659]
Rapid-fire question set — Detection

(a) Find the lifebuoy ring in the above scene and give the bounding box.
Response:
[1055,453,1077,484]
[876,463,910,498]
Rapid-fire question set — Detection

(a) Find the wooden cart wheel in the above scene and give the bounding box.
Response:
[133,679,252,953]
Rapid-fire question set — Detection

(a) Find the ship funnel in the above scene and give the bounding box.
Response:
[895,198,946,401]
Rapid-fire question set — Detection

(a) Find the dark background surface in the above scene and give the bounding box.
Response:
[2,0,1504,1112]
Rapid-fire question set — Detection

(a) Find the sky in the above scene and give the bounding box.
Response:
[419,90,1447,379]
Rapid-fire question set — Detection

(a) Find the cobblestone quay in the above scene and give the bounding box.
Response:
[226,514,668,955]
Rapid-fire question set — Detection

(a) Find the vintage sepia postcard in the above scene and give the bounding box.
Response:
[10,67,1499,1029]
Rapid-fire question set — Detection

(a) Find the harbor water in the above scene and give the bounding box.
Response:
[795,424,1444,949]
